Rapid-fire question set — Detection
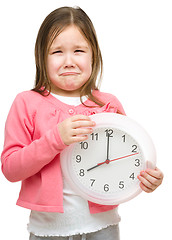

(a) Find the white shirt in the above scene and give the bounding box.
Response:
[27,94,121,237]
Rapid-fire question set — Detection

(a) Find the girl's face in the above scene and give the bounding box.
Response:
[47,25,92,97]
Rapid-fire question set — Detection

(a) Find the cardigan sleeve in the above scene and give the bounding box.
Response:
[92,90,126,115]
[1,94,67,182]
[110,95,126,115]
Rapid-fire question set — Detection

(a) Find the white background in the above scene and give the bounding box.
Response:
[0,0,171,239]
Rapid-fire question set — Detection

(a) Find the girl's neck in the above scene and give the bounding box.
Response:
[50,92,87,106]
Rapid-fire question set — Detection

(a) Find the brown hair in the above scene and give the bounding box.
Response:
[32,6,104,107]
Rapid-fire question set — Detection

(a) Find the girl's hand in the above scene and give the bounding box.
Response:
[58,115,96,145]
[137,167,163,193]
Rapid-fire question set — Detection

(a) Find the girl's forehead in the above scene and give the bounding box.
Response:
[50,25,90,48]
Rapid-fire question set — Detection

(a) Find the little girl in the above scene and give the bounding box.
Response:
[1,6,163,240]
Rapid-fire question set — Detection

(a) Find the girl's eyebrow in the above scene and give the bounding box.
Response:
[50,44,89,51]
[74,44,89,49]
[50,45,62,51]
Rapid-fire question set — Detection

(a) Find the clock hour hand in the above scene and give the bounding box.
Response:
[87,159,110,172]
[87,164,101,172]
[87,133,110,172]
[87,152,139,172]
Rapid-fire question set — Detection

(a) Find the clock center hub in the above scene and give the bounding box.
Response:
[105,159,110,164]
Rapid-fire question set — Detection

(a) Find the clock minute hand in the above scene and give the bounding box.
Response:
[106,132,110,160]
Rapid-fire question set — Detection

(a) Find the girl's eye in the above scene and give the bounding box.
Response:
[75,50,85,53]
[53,50,62,54]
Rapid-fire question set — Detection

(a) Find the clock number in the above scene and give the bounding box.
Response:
[135,159,140,167]
[132,145,137,153]
[122,135,126,142]
[104,184,110,192]
[91,133,99,141]
[105,129,113,137]
[79,169,85,177]
[119,181,125,189]
[90,179,96,187]
[129,173,135,180]
[80,142,89,150]
[76,155,81,163]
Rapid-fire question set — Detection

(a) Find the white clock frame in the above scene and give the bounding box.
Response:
[60,113,156,205]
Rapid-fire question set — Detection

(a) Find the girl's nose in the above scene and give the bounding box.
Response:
[64,53,75,68]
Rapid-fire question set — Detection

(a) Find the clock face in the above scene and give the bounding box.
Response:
[70,127,145,203]
[60,113,156,205]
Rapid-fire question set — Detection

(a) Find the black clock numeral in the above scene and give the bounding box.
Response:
[132,145,138,153]
[90,179,96,187]
[129,172,135,180]
[79,169,85,177]
[135,159,140,167]
[91,133,99,141]
[105,129,114,137]
[119,181,125,189]
[104,184,110,192]
[122,135,126,142]
[76,155,81,163]
[80,142,89,150]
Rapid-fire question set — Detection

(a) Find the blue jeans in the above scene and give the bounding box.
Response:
[29,224,120,240]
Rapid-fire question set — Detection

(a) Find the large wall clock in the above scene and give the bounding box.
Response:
[60,113,156,205]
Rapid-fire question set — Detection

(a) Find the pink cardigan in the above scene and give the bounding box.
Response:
[1,90,125,214]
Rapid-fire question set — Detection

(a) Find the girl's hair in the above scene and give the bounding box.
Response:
[32,6,104,107]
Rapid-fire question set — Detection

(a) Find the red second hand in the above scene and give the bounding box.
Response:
[97,152,139,166]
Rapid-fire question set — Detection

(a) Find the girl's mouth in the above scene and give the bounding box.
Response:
[60,72,79,76]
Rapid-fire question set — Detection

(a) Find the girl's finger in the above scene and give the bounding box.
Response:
[138,175,155,190]
[72,135,89,143]
[139,182,153,193]
[71,115,92,122]
[72,120,95,129]
[139,171,160,187]
[72,128,93,136]
[145,167,164,180]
